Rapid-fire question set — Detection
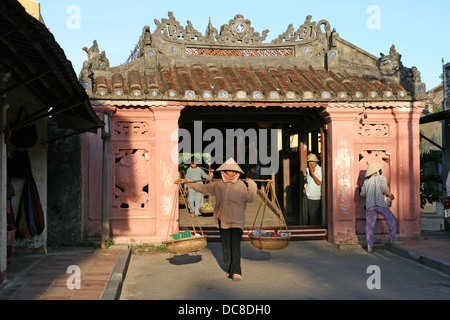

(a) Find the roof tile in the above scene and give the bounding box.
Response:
[91,65,409,102]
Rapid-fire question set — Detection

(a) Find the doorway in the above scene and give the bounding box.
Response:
[177,104,327,228]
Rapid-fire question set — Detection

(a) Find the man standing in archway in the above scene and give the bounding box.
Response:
[303,153,322,225]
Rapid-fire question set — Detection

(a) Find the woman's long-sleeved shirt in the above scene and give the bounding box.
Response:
[187,179,257,230]
[360,174,392,209]
[185,167,209,184]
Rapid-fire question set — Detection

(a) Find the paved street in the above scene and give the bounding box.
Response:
[120,240,450,300]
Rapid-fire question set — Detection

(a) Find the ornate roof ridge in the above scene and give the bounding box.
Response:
[78,13,427,102]
[150,12,332,45]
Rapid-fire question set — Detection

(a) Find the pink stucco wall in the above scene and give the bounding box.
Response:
[83,102,424,246]
[83,104,182,243]
[322,102,424,246]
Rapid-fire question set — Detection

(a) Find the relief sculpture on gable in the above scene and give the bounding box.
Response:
[114,149,149,209]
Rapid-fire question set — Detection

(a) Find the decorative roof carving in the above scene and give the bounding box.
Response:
[80,13,427,103]
[82,40,110,71]
[377,44,402,77]
[272,15,331,43]
[153,11,205,42]
[214,14,269,44]
[377,44,425,97]
[151,12,329,45]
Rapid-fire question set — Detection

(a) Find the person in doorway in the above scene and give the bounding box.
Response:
[360,162,397,253]
[180,158,257,281]
[184,158,213,216]
[303,153,322,225]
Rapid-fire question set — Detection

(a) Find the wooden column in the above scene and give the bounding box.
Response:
[282,128,292,221]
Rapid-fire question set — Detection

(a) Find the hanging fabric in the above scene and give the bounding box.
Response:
[15,189,29,239]
[29,177,45,234]
[14,177,45,239]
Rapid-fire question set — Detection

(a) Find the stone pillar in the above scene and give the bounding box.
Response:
[321,107,363,246]
[392,105,423,239]
[151,105,184,241]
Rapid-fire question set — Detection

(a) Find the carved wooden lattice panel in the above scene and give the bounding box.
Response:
[114,121,150,138]
[114,149,149,209]
[358,124,390,138]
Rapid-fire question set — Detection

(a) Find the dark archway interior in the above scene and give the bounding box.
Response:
[178,105,326,226]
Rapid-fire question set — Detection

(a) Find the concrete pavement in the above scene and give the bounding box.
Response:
[120,236,450,300]
[1,215,449,300]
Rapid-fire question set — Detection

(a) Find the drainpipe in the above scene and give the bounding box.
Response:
[100,110,111,248]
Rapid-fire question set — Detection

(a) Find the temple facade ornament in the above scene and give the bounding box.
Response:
[272,15,331,44]
[82,40,110,71]
[377,44,403,77]
[377,44,425,96]
[150,12,329,45]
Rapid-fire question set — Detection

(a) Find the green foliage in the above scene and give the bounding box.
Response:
[178,153,211,171]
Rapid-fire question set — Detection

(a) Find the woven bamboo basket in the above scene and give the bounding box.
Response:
[163,235,207,254]
[249,180,290,251]
[199,207,214,215]
[248,235,290,250]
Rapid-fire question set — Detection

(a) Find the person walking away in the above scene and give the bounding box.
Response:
[360,162,397,253]
[303,153,322,225]
[184,158,213,216]
[181,158,257,281]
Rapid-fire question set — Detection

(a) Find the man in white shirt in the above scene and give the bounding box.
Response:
[303,153,322,225]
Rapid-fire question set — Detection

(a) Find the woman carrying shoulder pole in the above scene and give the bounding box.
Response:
[179,158,257,281]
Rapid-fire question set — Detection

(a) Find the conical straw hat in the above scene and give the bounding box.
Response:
[365,162,386,177]
[216,158,244,174]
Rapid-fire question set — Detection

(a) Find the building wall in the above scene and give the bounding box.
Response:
[323,102,424,246]
[83,103,182,243]
[47,121,82,244]
[79,101,425,246]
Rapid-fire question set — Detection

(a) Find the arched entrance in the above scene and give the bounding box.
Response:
[177,104,328,239]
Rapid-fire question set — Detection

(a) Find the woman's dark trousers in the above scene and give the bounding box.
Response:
[219,222,243,276]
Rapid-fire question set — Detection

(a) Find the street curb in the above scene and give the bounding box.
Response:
[101,249,131,300]
[420,254,450,276]
[386,244,450,276]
